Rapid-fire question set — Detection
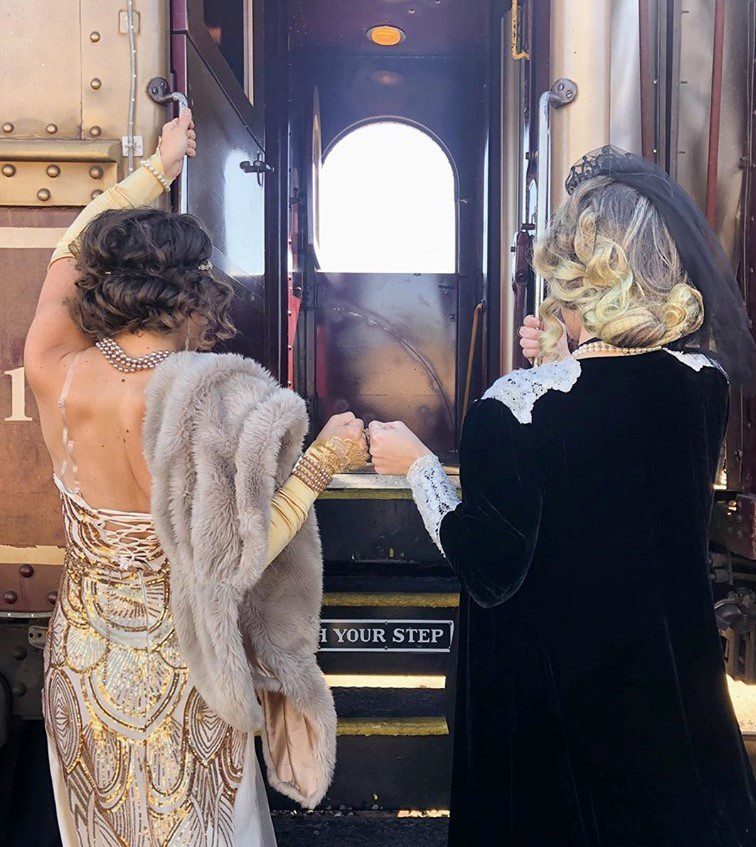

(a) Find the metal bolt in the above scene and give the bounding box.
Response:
[47,591,58,606]
[89,125,102,137]
[89,165,103,179]
[90,31,101,42]
[46,123,58,135]
[19,564,34,578]
[91,190,103,199]
[90,78,102,90]
[2,164,16,177]
[11,682,26,698]
[12,646,26,661]
[2,122,14,133]
[46,164,61,178]
[3,591,18,604]
[37,188,51,202]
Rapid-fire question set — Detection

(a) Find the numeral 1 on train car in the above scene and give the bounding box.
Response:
[3,367,33,422]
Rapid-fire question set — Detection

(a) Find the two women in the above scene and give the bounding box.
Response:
[26,108,756,847]
[25,112,366,846]
[371,149,756,845]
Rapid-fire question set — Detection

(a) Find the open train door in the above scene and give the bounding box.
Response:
[168,0,282,374]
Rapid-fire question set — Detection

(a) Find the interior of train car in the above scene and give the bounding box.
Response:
[200,0,503,462]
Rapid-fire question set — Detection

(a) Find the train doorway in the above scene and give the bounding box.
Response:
[288,2,491,463]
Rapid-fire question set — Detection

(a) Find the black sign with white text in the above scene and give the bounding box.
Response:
[319,619,454,652]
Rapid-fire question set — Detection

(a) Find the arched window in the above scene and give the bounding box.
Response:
[318,121,456,273]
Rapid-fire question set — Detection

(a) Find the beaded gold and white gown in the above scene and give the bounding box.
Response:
[42,362,277,847]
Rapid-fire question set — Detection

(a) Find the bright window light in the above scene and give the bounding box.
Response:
[318,121,456,273]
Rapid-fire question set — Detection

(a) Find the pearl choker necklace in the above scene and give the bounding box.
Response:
[572,340,663,360]
[95,337,175,373]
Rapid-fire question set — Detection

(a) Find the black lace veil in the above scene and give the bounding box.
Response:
[565,146,756,392]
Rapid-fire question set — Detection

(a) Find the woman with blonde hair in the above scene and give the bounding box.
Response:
[369,148,756,845]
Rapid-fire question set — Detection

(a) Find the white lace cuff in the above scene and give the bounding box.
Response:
[406,454,461,554]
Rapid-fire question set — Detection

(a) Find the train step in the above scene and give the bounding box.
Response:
[271,810,448,847]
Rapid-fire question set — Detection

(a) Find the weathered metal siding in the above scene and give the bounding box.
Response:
[0,0,170,653]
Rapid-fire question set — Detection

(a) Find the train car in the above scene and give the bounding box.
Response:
[1,1,755,844]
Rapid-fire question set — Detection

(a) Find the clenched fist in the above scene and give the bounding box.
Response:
[368,420,432,476]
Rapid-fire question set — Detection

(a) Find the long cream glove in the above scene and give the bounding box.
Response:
[49,152,171,266]
[266,437,367,563]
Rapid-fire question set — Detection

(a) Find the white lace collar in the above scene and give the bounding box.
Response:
[482,348,725,425]
[662,348,727,377]
[482,357,582,424]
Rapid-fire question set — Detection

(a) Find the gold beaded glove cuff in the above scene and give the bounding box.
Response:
[291,453,333,494]
[292,436,369,494]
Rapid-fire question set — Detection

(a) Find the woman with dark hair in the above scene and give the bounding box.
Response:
[368,148,756,845]
[25,111,366,846]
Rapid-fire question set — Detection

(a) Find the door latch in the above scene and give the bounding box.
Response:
[240,155,275,186]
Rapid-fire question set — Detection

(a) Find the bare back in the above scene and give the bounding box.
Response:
[34,347,153,512]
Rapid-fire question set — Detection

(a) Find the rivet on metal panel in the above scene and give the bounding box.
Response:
[11,682,26,697]
[91,190,103,199]
[3,591,18,604]
[47,591,58,606]
[91,78,102,91]
[46,124,58,135]
[89,165,104,179]
[90,31,101,42]
[12,646,26,661]
[2,164,16,177]
[2,122,14,133]
[46,165,61,178]
[90,126,102,138]
[37,188,51,202]
[19,564,34,578]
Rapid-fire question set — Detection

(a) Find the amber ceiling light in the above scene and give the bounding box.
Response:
[367,25,406,47]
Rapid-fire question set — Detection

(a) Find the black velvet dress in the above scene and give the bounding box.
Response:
[439,352,756,846]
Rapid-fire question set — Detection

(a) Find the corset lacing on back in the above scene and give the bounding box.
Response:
[54,475,167,574]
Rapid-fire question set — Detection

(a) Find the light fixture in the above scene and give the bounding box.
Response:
[367,25,406,47]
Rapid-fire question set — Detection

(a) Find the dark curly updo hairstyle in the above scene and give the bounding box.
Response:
[68,207,236,349]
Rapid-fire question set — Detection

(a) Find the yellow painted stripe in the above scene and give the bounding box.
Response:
[322,592,459,608]
[0,227,66,249]
[397,810,450,818]
[0,545,65,565]
[320,488,415,501]
[325,674,446,689]
[337,716,448,737]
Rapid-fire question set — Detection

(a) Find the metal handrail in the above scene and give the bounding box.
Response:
[534,78,578,312]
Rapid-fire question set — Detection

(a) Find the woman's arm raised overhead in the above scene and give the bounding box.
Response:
[24,111,196,387]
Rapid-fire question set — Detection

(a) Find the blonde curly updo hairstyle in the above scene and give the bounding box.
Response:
[534,176,704,362]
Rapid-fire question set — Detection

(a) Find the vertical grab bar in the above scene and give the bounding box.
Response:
[534,78,578,313]
[146,78,190,213]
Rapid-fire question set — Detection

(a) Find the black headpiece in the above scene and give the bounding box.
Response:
[566,146,756,392]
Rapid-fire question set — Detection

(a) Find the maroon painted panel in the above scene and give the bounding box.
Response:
[0,214,72,548]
